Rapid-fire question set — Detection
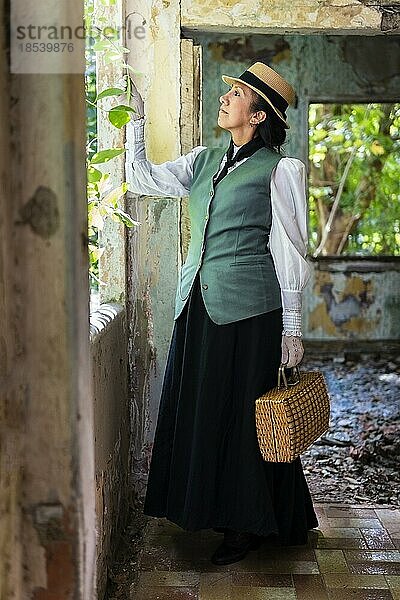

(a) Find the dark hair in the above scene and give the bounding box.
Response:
[249,90,287,155]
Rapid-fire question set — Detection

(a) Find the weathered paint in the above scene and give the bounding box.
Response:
[0,0,96,596]
[181,0,395,33]
[90,304,130,600]
[125,194,180,498]
[125,0,182,497]
[308,271,378,336]
[32,505,75,600]
[18,186,60,239]
[304,262,399,340]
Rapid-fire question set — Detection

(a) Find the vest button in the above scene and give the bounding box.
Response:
[209,190,213,196]
[202,284,208,290]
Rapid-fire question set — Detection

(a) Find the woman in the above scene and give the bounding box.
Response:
[126,61,318,566]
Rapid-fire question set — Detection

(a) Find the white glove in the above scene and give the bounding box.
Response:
[281,335,304,368]
[129,81,144,120]
[131,80,144,121]
[117,77,144,120]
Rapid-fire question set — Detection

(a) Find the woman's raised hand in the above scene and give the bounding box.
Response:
[129,80,145,120]
[281,335,304,368]
[117,77,145,120]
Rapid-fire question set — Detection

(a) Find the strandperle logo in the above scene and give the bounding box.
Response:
[11,1,147,74]
[15,23,146,41]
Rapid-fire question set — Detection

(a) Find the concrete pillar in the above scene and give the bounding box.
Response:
[124,0,182,497]
[0,0,96,597]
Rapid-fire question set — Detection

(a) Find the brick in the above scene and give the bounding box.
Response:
[349,561,400,575]
[345,550,400,563]
[138,571,200,587]
[327,518,383,529]
[133,586,199,600]
[327,590,394,599]
[231,573,292,586]
[362,528,396,550]
[315,549,349,573]
[230,587,296,600]
[293,574,329,599]
[199,573,231,600]
[323,573,389,589]
[316,538,369,550]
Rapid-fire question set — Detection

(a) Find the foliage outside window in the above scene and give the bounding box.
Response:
[308,103,400,257]
[85,0,140,293]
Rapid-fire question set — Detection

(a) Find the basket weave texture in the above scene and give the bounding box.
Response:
[255,371,330,463]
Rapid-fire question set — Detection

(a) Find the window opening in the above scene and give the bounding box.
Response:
[308,102,400,257]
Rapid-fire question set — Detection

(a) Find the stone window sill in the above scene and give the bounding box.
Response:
[309,255,400,273]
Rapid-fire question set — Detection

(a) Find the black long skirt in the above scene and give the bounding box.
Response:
[143,272,318,544]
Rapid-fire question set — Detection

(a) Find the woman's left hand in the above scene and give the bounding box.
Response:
[281,335,304,368]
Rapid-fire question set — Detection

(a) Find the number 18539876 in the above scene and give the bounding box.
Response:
[18,42,74,53]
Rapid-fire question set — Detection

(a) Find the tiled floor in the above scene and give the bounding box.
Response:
[130,505,400,600]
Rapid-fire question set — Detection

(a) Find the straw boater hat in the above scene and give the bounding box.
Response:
[222,62,296,129]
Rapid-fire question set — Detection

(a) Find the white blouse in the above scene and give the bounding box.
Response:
[126,118,311,336]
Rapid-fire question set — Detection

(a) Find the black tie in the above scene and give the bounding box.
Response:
[213,135,265,187]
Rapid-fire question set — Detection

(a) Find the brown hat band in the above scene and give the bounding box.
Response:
[239,70,289,115]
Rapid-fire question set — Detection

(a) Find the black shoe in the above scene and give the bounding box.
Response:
[210,530,262,565]
[212,527,227,533]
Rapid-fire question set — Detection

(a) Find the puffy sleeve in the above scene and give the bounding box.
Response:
[125,117,207,197]
[269,157,311,336]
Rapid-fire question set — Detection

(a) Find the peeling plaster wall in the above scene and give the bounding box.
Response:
[0,0,96,592]
[181,0,399,34]
[126,194,180,499]
[124,0,183,496]
[304,260,400,340]
[90,306,130,600]
[193,32,400,342]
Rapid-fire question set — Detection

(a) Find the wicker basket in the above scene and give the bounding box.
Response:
[255,367,330,463]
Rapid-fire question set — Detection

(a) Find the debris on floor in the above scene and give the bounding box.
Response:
[301,352,400,506]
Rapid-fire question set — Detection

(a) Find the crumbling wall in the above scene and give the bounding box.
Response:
[181,0,399,34]
[90,305,130,599]
[304,259,400,340]
[124,0,183,497]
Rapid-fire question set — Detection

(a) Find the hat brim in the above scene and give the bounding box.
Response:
[221,74,290,129]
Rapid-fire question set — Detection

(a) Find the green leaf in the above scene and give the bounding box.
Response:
[102,182,129,207]
[90,148,125,164]
[112,208,140,227]
[104,52,124,64]
[97,87,125,100]
[111,104,134,112]
[313,128,328,142]
[87,166,103,182]
[89,245,106,260]
[92,40,111,52]
[108,106,134,128]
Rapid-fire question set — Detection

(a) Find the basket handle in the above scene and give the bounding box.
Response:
[278,365,301,389]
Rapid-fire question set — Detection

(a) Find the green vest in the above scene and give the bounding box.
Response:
[174,145,283,324]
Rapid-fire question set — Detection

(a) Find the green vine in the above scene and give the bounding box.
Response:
[85,0,141,291]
